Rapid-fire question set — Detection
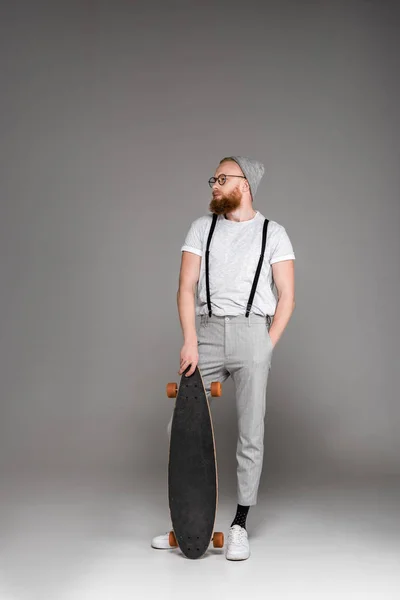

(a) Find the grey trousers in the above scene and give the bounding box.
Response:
[167,312,274,506]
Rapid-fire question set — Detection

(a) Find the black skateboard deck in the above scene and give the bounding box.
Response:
[167,365,223,559]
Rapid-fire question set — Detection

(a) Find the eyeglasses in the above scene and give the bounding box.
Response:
[208,174,246,188]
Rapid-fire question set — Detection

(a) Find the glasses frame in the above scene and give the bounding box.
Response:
[208,174,247,188]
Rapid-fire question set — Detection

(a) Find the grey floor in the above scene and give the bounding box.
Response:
[0,471,399,600]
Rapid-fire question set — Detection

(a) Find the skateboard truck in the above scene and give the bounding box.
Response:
[168,530,224,549]
[166,381,222,398]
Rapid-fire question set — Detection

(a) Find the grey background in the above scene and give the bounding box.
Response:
[1,2,400,597]
[1,0,400,523]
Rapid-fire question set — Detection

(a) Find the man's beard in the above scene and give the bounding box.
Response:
[209,185,242,215]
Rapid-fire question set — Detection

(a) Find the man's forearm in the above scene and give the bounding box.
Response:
[269,293,295,347]
[177,288,197,344]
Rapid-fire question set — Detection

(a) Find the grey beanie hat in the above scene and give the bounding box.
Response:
[226,155,265,200]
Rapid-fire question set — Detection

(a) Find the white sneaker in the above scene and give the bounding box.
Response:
[225,525,250,560]
[151,530,178,549]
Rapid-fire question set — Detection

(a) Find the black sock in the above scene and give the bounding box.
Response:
[230,504,250,530]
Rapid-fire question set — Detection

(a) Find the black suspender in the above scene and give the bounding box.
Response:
[205,215,269,318]
[205,214,218,317]
[245,217,269,317]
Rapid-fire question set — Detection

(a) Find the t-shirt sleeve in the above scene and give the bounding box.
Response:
[180,219,204,257]
[269,226,296,264]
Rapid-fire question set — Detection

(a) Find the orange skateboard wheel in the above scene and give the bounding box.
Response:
[169,530,178,547]
[210,382,222,397]
[166,383,178,398]
[212,532,224,548]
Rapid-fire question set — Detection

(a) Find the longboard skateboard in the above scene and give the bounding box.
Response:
[166,365,224,559]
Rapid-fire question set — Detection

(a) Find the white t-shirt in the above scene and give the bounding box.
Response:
[180,210,295,317]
